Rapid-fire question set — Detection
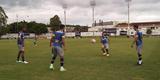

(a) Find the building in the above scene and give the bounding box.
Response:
[89,21,160,36]
[0,6,8,27]
[116,22,160,35]
[88,21,120,32]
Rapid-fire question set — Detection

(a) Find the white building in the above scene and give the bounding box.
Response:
[88,21,119,32]
[89,21,160,36]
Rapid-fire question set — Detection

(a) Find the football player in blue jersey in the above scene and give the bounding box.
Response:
[49,25,66,71]
[101,32,110,56]
[16,27,29,64]
[131,25,143,65]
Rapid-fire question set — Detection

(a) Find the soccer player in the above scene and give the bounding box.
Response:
[49,25,66,71]
[131,25,143,65]
[16,27,29,64]
[101,32,110,56]
[33,36,37,46]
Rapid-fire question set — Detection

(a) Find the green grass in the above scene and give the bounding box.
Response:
[0,37,160,80]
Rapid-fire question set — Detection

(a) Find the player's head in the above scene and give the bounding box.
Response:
[133,25,138,31]
[58,24,65,31]
[21,27,27,32]
[102,32,107,36]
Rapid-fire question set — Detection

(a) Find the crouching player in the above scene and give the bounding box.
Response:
[49,25,66,71]
[131,25,143,65]
[101,32,110,56]
[16,27,29,64]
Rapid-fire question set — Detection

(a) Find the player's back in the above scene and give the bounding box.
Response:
[136,31,143,46]
[53,31,64,47]
[17,32,24,45]
[101,36,108,44]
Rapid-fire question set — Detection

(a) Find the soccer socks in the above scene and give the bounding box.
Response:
[138,53,142,61]
[17,51,25,61]
[105,49,109,54]
[137,53,143,65]
[51,55,57,64]
[21,51,25,61]
[60,58,64,67]
[101,48,105,53]
[17,51,21,61]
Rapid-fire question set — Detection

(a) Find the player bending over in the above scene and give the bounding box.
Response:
[49,25,66,71]
[101,32,110,56]
[131,25,143,65]
[16,27,29,64]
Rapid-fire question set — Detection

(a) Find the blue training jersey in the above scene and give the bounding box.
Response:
[52,31,65,47]
[101,36,109,44]
[136,31,143,46]
[17,32,25,45]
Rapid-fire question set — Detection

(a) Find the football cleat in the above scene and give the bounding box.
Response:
[16,60,22,63]
[22,61,29,64]
[137,60,143,65]
[106,54,110,57]
[60,67,66,72]
[103,53,106,56]
[49,64,54,70]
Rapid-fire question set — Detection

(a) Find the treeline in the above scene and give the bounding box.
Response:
[0,15,88,38]
[7,21,48,34]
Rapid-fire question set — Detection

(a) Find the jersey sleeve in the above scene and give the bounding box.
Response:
[62,32,65,38]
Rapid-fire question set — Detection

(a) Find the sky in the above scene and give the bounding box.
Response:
[0,0,160,26]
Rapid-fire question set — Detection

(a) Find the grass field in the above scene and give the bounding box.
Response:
[0,37,160,80]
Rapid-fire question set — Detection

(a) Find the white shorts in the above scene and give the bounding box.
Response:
[103,43,109,49]
[52,46,64,58]
[18,45,24,51]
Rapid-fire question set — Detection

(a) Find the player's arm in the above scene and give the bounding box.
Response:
[18,33,22,41]
[50,34,55,47]
[108,36,110,45]
[131,34,138,48]
[62,36,66,50]
[50,36,53,47]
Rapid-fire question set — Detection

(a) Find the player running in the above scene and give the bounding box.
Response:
[49,25,66,71]
[131,25,143,65]
[16,27,29,64]
[101,32,110,56]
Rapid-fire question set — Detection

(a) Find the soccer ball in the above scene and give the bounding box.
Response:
[91,39,96,43]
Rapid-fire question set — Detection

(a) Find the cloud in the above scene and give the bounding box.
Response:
[0,0,160,25]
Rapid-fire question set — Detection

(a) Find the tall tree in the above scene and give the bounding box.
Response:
[0,27,8,38]
[0,6,8,27]
[50,15,62,31]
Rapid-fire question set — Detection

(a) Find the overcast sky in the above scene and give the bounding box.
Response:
[1,0,160,26]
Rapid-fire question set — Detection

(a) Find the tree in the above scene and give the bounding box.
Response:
[7,21,48,35]
[0,6,8,28]
[50,15,62,31]
[0,27,8,38]
[146,29,152,36]
[7,21,27,33]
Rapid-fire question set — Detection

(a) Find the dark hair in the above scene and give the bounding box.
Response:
[133,25,139,29]
[60,24,65,30]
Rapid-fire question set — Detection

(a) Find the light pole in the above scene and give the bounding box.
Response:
[63,3,67,33]
[90,0,96,27]
[125,0,131,36]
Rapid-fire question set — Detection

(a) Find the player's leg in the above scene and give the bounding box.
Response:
[50,47,58,70]
[105,44,110,56]
[101,45,106,56]
[51,47,58,64]
[137,45,142,65]
[21,46,28,64]
[57,47,66,71]
[16,45,22,62]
